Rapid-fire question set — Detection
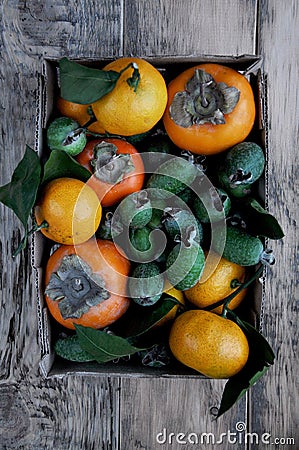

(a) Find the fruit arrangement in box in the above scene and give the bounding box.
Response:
[0,57,284,416]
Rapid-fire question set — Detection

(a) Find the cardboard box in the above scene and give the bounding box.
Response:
[33,55,267,378]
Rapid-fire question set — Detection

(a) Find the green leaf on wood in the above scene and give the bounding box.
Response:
[217,315,275,418]
[241,198,284,239]
[0,145,41,228]
[74,325,146,363]
[59,58,121,104]
[42,150,91,184]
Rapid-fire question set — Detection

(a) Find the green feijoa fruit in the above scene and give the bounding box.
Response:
[128,227,163,263]
[47,117,87,155]
[146,156,198,196]
[193,187,231,223]
[176,186,193,205]
[217,142,265,198]
[166,240,205,291]
[162,208,203,244]
[129,262,164,306]
[55,335,94,362]
[147,207,164,230]
[213,225,264,266]
[117,190,152,229]
[218,173,252,198]
[146,196,168,230]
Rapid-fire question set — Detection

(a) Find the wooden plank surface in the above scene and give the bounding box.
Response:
[0,1,298,449]
[124,0,257,56]
[249,0,299,446]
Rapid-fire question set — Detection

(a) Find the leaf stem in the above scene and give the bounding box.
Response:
[203,264,264,315]
[82,106,97,129]
[13,220,48,258]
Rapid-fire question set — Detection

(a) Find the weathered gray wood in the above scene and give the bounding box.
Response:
[0,378,121,449]
[2,0,124,59]
[124,0,258,56]
[120,377,248,449]
[249,0,299,447]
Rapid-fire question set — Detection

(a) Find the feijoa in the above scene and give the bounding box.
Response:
[217,142,265,197]
[117,190,152,229]
[128,227,164,263]
[166,239,205,291]
[47,117,87,155]
[146,156,198,196]
[162,208,203,243]
[193,187,231,223]
[129,262,164,306]
[213,225,264,266]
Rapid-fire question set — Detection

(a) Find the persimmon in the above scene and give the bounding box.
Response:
[163,63,256,155]
[76,138,145,207]
[44,238,131,330]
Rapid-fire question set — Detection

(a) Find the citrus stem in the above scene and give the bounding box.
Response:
[203,264,264,315]
[126,63,140,92]
[85,130,126,141]
[13,220,48,258]
[82,106,97,129]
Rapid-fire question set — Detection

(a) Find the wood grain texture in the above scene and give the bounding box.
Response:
[0,0,298,449]
[249,0,299,446]
[0,378,121,449]
[2,0,124,59]
[120,378,247,449]
[124,0,257,56]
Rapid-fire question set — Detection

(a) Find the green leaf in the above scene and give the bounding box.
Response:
[0,145,41,228]
[74,325,145,363]
[124,296,181,339]
[54,335,95,362]
[59,58,121,104]
[217,316,275,418]
[241,198,284,239]
[42,150,91,184]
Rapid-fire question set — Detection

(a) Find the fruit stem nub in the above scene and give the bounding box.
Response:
[126,63,141,92]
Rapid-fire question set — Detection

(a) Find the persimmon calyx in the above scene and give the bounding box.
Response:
[169,69,240,127]
[45,254,110,319]
[91,141,134,184]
